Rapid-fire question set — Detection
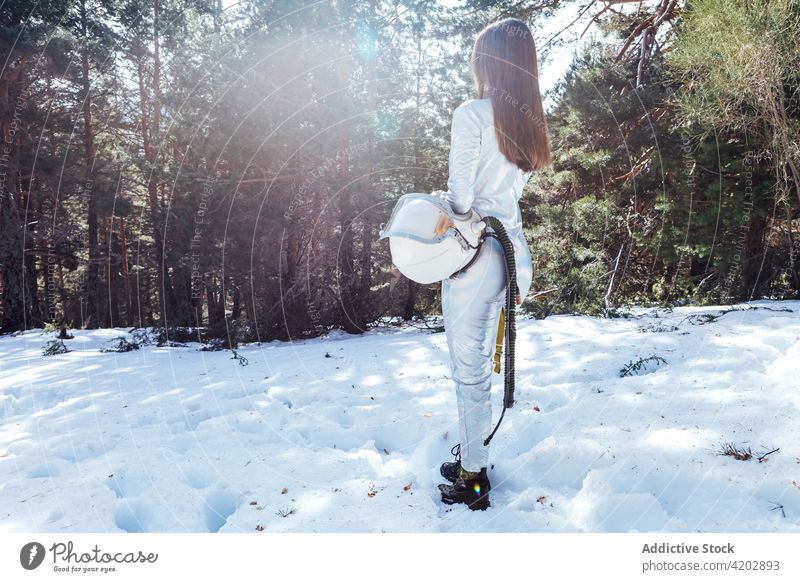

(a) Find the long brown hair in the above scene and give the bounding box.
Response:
[471,18,551,172]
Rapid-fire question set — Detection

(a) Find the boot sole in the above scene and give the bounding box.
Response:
[440,494,490,511]
[438,485,491,511]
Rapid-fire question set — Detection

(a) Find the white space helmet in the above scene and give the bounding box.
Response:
[379,193,485,284]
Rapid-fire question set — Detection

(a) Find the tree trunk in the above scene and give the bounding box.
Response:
[118,217,134,326]
[41,243,54,323]
[109,226,122,327]
[57,262,68,323]
[80,0,100,329]
[0,74,27,332]
[402,280,417,321]
[402,15,425,322]
[742,211,767,299]
[337,145,359,332]
[24,250,41,326]
[136,32,171,326]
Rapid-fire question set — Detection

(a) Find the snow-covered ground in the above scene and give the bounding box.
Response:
[1,300,799,533]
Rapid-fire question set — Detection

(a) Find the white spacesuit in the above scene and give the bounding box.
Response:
[441,98,534,473]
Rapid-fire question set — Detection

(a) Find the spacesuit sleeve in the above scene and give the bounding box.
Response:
[445,103,482,215]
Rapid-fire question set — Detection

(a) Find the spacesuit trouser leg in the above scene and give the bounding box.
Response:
[442,236,507,473]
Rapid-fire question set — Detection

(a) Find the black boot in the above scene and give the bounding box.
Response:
[440,443,462,483]
[439,466,491,511]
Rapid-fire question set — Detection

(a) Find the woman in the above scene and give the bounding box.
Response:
[437,17,551,511]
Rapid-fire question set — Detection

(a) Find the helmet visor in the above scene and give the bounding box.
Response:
[379,194,453,244]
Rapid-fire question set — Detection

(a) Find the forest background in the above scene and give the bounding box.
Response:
[1,0,797,344]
